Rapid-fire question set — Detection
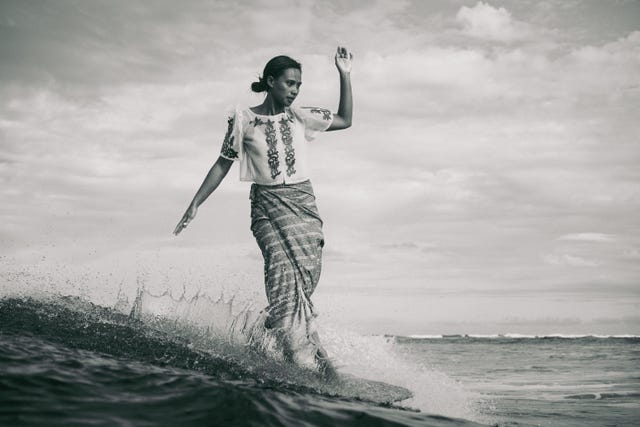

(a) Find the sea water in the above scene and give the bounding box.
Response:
[1,292,638,426]
[395,335,640,426]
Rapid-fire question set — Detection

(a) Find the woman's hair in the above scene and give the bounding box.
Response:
[251,55,301,93]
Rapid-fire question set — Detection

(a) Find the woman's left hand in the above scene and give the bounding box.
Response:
[335,46,353,75]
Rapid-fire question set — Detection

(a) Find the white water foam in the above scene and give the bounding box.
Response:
[125,285,483,422]
[316,325,481,421]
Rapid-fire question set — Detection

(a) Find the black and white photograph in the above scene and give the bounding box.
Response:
[1,1,639,426]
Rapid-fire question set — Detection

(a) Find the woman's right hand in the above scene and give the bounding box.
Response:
[173,203,198,235]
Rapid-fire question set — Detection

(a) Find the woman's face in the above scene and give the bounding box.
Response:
[268,68,302,107]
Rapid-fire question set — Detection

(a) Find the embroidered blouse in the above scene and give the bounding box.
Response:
[219,106,333,185]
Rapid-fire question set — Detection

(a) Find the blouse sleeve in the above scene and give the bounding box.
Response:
[295,107,334,141]
[219,107,244,161]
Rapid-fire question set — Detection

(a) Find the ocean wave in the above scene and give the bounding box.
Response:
[0,296,486,426]
[0,334,480,427]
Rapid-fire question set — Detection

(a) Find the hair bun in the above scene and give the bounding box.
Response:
[251,77,267,93]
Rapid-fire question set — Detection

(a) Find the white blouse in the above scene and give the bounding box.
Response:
[219,106,333,185]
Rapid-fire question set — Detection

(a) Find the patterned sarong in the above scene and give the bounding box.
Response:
[249,180,325,365]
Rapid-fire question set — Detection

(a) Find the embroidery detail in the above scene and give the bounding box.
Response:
[253,117,266,127]
[310,108,332,121]
[279,116,296,176]
[264,119,281,179]
[220,115,238,159]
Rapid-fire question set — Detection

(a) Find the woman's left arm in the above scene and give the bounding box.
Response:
[328,46,353,131]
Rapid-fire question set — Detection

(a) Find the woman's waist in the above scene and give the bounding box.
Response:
[251,178,311,189]
[249,179,315,200]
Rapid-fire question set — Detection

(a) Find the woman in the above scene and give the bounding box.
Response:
[174,47,353,378]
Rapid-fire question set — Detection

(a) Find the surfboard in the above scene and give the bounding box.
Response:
[318,373,413,404]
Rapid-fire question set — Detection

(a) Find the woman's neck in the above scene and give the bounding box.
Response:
[252,95,286,115]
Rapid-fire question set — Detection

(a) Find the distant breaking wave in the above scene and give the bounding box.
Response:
[397,334,640,340]
[565,392,640,400]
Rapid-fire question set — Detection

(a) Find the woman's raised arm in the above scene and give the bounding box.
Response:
[328,46,353,131]
[173,156,233,235]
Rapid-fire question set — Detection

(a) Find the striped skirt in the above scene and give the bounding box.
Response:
[249,180,325,363]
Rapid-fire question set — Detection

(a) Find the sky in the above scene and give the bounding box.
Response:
[1,0,639,335]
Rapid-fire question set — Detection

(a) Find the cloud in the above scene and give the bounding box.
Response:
[455,2,531,42]
[559,233,615,242]
[1,1,639,332]
[623,249,640,259]
[543,254,599,267]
